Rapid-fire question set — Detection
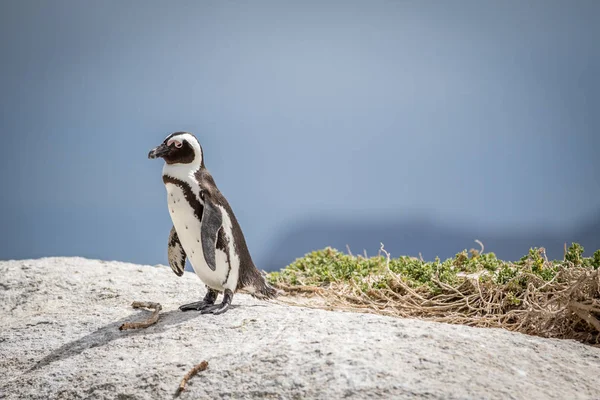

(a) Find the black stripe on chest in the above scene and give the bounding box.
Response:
[163,175,231,272]
[163,176,204,221]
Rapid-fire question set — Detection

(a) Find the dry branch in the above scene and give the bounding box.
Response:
[175,361,209,396]
[119,301,162,330]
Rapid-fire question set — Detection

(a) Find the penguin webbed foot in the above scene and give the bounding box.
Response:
[179,287,219,312]
[179,300,214,312]
[199,303,230,315]
[200,289,233,315]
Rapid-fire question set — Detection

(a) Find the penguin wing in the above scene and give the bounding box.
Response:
[200,191,223,272]
[168,226,186,277]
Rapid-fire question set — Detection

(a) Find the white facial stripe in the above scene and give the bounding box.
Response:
[163,132,203,166]
[162,132,203,198]
[165,133,199,148]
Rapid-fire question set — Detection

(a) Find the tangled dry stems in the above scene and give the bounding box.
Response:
[270,245,600,346]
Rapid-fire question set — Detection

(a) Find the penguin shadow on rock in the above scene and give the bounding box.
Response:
[28,308,204,372]
[261,212,600,271]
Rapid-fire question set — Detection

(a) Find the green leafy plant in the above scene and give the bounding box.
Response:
[268,243,600,345]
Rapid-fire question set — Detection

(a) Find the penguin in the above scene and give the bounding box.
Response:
[148,132,276,314]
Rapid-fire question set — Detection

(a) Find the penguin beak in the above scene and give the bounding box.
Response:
[148,143,170,159]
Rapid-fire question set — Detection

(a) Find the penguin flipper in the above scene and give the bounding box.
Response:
[200,193,223,272]
[168,226,186,277]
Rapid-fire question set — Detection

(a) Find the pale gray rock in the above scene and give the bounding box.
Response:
[1,257,599,400]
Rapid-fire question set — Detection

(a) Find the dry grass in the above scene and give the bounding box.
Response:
[269,243,600,345]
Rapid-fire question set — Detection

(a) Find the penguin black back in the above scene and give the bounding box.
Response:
[194,168,276,298]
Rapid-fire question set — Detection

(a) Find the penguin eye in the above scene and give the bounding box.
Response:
[175,141,183,149]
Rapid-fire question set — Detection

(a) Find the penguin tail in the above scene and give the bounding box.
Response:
[238,269,279,299]
[251,278,278,299]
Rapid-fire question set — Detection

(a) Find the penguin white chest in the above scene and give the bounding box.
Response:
[165,183,232,290]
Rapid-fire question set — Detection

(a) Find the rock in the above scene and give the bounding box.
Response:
[0,257,599,399]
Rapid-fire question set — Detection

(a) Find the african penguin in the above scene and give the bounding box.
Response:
[148,132,276,314]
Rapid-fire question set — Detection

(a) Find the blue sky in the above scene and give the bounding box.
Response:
[1,0,598,268]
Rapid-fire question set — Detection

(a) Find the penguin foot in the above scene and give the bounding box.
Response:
[200,289,233,315]
[179,287,219,311]
[179,301,214,311]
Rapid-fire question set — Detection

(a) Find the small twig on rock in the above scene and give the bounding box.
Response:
[119,301,162,331]
[175,361,209,396]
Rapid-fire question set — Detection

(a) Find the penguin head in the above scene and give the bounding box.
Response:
[148,132,204,167]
